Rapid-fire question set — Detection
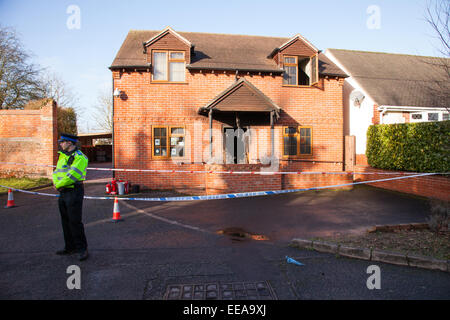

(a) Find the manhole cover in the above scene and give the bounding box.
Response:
[163,281,277,300]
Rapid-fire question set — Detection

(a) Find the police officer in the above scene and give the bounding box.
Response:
[53,133,89,261]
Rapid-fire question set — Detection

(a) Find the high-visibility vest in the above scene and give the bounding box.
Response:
[52,149,88,189]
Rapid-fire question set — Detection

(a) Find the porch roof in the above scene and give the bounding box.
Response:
[198,78,281,118]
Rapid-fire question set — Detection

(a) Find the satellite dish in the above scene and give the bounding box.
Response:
[350,90,365,107]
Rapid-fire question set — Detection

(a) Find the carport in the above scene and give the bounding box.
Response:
[79,132,112,162]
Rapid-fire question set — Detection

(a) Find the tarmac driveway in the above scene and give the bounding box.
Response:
[119,184,432,242]
[0,182,448,300]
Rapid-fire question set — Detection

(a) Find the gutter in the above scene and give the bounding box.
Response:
[377,105,449,124]
[109,64,346,78]
[377,105,449,112]
[186,65,284,74]
[109,64,151,70]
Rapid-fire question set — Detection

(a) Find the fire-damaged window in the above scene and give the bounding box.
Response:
[152,126,185,158]
[283,126,312,157]
[283,127,298,156]
[283,55,318,86]
[170,127,185,157]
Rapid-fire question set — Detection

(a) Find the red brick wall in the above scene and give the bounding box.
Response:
[205,164,282,194]
[372,104,380,124]
[282,170,353,190]
[402,112,410,123]
[0,101,58,177]
[112,65,346,194]
[356,154,369,166]
[354,166,450,202]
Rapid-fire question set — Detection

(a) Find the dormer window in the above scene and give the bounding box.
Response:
[283,55,318,86]
[152,50,185,82]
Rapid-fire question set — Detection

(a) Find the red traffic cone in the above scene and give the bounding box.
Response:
[5,189,16,208]
[111,197,123,222]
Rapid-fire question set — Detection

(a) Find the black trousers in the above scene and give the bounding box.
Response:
[58,184,87,251]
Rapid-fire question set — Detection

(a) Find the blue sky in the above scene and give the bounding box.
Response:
[0,0,443,132]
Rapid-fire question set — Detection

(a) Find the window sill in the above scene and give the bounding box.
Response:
[282,154,313,159]
[150,81,188,85]
[282,84,316,88]
[151,157,188,161]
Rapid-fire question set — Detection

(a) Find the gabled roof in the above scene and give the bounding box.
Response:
[268,33,318,58]
[198,78,281,118]
[327,49,450,108]
[143,26,192,48]
[110,30,347,77]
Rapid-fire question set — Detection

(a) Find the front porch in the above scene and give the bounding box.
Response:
[198,77,280,165]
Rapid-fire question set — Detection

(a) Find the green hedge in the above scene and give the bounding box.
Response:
[366,120,450,173]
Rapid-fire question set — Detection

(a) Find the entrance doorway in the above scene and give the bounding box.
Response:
[224,127,248,164]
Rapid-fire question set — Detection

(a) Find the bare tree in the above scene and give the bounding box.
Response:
[423,0,450,112]
[0,25,42,109]
[425,0,450,57]
[39,71,78,109]
[92,87,112,132]
[37,70,85,124]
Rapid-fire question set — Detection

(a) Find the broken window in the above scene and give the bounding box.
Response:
[170,127,185,157]
[283,126,312,157]
[283,127,298,156]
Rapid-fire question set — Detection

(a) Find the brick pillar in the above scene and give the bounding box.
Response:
[39,100,58,176]
[372,104,380,125]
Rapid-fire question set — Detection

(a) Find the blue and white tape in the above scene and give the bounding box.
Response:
[0,172,439,202]
[1,161,446,176]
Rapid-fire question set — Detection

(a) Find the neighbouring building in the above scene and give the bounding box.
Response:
[110,27,351,194]
[325,49,450,166]
[79,132,112,163]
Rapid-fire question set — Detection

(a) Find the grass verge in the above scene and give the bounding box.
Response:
[318,229,450,261]
[0,177,52,194]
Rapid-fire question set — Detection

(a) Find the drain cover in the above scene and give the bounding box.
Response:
[164,281,277,300]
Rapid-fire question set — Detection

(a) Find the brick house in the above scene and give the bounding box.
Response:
[110,27,351,194]
[325,49,450,166]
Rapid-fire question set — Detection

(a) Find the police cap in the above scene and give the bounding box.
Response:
[58,133,79,143]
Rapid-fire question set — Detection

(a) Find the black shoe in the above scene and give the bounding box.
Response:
[56,249,76,255]
[78,249,89,261]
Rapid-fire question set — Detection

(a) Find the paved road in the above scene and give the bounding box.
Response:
[0,182,448,300]
[85,162,112,181]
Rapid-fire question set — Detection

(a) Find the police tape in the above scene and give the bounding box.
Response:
[0,161,445,176]
[0,172,440,202]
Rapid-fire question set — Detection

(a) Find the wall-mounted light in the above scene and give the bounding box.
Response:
[113,88,121,97]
